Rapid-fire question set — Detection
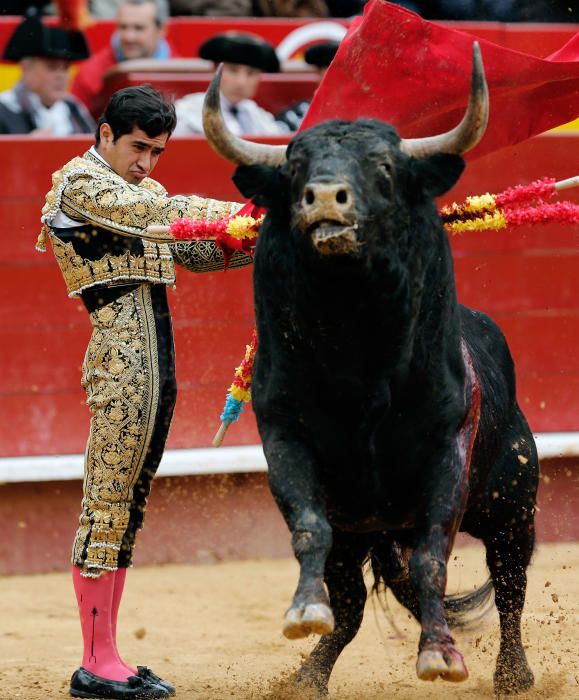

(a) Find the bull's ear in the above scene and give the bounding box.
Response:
[232,165,286,208]
[412,153,465,198]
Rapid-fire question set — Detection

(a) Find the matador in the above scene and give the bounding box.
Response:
[39,84,250,699]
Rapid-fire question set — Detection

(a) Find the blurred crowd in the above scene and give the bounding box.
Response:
[0,0,576,136]
[1,0,576,21]
[2,0,365,19]
[0,0,345,136]
[399,1,575,22]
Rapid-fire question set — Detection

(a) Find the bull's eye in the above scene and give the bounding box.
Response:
[379,162,392,177]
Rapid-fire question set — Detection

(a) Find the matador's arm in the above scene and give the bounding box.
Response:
[58,169,241,242]
[45,162,254,270]
[168,239,253,272]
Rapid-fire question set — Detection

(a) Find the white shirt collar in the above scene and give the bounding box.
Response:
[89,145,111,167]
[26,91,73,136]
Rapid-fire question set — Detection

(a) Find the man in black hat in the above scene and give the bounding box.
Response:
[0,10,94,135]
[276,40,339,131]
[173,32,289,136]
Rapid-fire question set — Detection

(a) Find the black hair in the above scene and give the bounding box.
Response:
[95,84,177,145]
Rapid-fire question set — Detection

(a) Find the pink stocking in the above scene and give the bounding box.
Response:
[72,566,132,681]
[111,567,137,675]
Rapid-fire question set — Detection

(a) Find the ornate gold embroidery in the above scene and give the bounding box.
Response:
[41,150,241,240]
[48,232,176,297]
[41,150,245,292]
[72,286,160,576]
[170,240,253,273]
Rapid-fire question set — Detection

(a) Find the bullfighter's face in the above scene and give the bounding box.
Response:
[97,125,169,184]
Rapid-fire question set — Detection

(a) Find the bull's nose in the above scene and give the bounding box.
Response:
[301,182,353,211]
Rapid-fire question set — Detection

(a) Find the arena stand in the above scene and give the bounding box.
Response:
[1,15,579,91]
[0,17,578,574]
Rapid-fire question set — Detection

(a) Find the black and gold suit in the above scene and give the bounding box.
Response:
[40,149,250,577]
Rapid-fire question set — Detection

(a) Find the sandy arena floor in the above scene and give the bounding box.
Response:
[0,543,578,700]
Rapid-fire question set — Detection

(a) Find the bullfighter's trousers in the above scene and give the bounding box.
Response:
[72,282,177,577]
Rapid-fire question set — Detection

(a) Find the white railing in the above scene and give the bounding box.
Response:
[0,444,267,483]
[1,433,578,483]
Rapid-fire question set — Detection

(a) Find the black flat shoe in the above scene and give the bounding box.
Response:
[137,667,176,696]
[70,667,170,699]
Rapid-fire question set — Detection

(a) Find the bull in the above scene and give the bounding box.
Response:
[204,44,539,696]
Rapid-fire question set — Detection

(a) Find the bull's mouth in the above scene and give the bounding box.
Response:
[309,220,360,256]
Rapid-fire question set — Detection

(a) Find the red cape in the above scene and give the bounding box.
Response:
[301,0,579,160]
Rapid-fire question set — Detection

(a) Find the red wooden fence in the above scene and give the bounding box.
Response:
[1,131,579,461]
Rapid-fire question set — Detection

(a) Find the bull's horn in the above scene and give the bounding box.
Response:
[202,65,287,167]
[400,42,489,158]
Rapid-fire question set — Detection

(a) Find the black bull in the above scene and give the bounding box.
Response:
[204,53,539,696]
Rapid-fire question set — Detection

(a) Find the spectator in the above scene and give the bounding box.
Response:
[512,0,576,21]
[0,10,94,135]
[276,40,339,131]
[324,0,366,15]
[167,0,366,15]
[253,0,330,16]
[1,1,52,16]
[174,32,289,136]
[417,0,575,22]
[168,0,253,15]
[71,0,175,119]
[89,0,123,16]
[426,0,518,21]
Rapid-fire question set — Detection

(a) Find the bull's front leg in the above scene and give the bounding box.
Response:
[410,439,471,683]
[264,431,335,640]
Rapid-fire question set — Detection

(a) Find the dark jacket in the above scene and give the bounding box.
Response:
[0,88,94,135]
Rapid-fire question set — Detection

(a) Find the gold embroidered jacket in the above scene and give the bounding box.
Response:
[40,150,249,297]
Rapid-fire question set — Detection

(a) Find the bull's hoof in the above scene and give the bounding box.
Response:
[416,646,468,683]
[292,670,329,700]
[494,661,534,695]
[283,603,335,640]
[267,671,327,700]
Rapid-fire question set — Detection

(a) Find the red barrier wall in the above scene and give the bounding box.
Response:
[1,132,579,460]
[0,457,576,575]
[1,130,579,574]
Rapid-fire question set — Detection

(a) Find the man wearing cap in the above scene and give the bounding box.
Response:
[0,10,94,135]
[276,40,339,131]
[71,0,177,120]
[173,32,289,136]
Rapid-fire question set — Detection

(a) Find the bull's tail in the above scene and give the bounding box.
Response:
[443,577,494,629]
[369,538,495,630]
